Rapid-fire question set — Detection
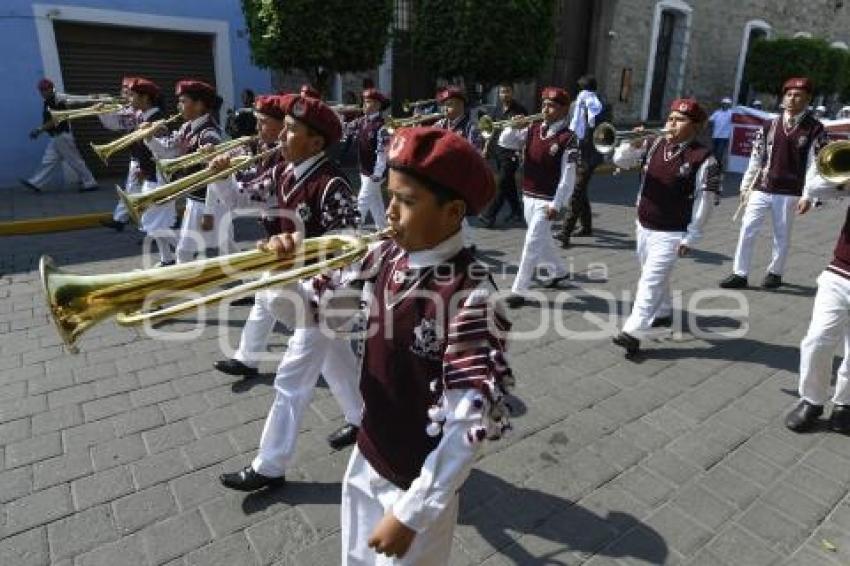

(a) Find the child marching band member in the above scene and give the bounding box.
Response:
[611,99,721,357]
[344,88,391,229]
[498,87,578,308]
[785,157,850,432]
[261,126,514,564]
[218,94,365,491]
[144,79,224,263]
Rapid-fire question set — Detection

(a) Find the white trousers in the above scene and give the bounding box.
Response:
[732,190,798,277]
[175,198,233,263]
[358,175,387,229]
[341,446,458,566]
[622,224,682,338]
[799,271,850,406]
[512,196,567,293]
[28,132,97,190]
[113,161,139,222]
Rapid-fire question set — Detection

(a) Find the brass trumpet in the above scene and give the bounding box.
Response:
[478,113,546,140]
[40,229,394,353]
[402,98,437,113]
[118,145,280,224]
[329,103,364,115]
[157,136,255,181]
[91,114,182,164]
[815,140,850,184]
[592,122,670,155]
[385,112,444,134]
[49,102,125,124]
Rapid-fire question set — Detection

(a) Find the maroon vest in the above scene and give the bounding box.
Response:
[828,206,850,280]
[521,122,577,200]
[173,115,223,201]
[355,241,485,489]
[356,115,385,177]
[761,113,824,196]
[638,138,712,232]
[274,157,358,237]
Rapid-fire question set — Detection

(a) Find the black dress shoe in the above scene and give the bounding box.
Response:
[785,400,824,432]
[78,185,100,193]
[20,179,42,193]
[830,405,850,434]
[505,294,526,309]
[213,359,259,378]
[327,423,359,449]
[544,275,570,289]
[719,274,748,289]
[762,273,782,289]
[100,219,126,232]
[651,316,673,328]
[220,466,285,492]
[612,332,640,357]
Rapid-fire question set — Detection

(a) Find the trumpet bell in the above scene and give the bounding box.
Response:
[591,123,617,155]
[816,140,850,184]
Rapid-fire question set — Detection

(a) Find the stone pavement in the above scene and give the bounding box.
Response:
[1,172,850,566]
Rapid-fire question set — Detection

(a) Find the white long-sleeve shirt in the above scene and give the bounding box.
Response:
[569,90,603,140]
[498,118,577,209]
[613,140,718,247]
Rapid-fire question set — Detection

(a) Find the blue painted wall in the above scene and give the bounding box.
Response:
[0,1,271,188]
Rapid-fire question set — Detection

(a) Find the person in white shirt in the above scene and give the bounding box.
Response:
[708,97,733,166]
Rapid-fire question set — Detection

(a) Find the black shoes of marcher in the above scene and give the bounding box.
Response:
[327,423,359,450]
[830,405,850,434]
[784,400,824,432]
[762,273,782,289]
[220,466,285,491]
[612,332,640,357]
[651,316,673,328]
[505,294,526,309]
[544,275,571,289]
[78,185,100,192]
[20,179,42,192]
[719,274,748,289]
[100,219,126,232]
[213,359,259,378]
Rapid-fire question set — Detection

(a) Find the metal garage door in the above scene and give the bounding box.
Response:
[53,21,216,178]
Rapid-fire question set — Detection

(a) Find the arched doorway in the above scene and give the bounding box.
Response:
[642,0,692,121]
[733,20,772,105]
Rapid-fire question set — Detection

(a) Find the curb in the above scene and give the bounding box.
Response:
[0,212,112,236]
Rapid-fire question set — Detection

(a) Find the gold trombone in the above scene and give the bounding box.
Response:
[118,145,280,224]
[91,114,182,164]
[49,102,126,124]
[329,103,364,115]
[40,228,394,353]
[157,136,255,181]
[59,93,125,105]
[385,112,444,134]
[815,139,850,184]
[591,122,670,155]
[478,113,546,140]
[402,98,437,113]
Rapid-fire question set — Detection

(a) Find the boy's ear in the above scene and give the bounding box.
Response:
[446,199,467,224]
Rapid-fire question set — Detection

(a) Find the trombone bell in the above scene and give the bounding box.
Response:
[816,140,850,184]
[591,122,669,155]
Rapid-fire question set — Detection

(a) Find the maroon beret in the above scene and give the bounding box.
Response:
[37,78,53,91]
[253,94,286,120]
[300,84,321,100]
[436,86,466,104]
[280,94,342,146]
[541,87,570,106]
[363,88,390,110]
[670,98,707,122]
[783,77,813,94]
[175,80,217,103]
[127,77,160,99]
[387,127,495,215]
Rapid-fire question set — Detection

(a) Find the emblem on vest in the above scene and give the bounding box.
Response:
[678,162,692,178]
[410,318,445,361]
[549,143,560,156]
[296,202,311,223]
[797,135,808,148]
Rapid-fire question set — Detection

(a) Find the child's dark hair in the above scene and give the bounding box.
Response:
[390,165,465,208]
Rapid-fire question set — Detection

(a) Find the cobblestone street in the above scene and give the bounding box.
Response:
[2,171,849,565]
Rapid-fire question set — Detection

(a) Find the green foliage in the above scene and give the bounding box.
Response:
[745,37,850,97]
[241,0,392,90]
[411,0,556,87]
